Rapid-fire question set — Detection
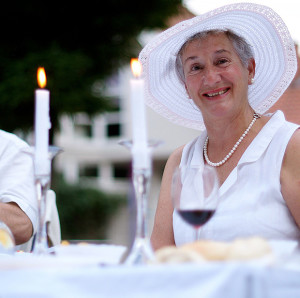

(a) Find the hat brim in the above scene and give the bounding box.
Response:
[139,3,297,130]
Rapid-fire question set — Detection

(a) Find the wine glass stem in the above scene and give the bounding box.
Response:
[194,228,199,242]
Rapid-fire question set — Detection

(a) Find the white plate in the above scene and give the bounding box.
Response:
[53,243,127,265]
[0,244,127,270]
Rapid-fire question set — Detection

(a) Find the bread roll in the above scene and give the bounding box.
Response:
[155,246,205,264]
[226,237,272,260]
[155,237,272,264]
[181,240,230,261]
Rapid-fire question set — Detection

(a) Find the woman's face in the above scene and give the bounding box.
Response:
[181,33,255,119]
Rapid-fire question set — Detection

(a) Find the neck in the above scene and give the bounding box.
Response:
[204,108,255,145]
[203,111,260,167]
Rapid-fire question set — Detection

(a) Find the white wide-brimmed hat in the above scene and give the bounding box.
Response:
[139,3,297,130]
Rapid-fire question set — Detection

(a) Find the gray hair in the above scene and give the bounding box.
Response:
[176,30,254,82]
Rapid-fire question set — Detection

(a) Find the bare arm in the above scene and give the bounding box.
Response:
[281,129,300,228]
[0,202,33,244]
[151,146,184,250]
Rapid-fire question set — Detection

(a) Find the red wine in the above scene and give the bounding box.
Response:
[178,209,215,228]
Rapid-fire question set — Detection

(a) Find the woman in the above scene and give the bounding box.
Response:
[139,3,300,250]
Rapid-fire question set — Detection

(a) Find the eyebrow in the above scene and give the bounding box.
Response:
[183,56,198,65]
[215,49,229,55]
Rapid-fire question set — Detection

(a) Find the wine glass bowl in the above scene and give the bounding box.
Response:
[171,165,219,240]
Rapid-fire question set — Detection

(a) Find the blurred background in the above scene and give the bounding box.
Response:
[1,0,300,248]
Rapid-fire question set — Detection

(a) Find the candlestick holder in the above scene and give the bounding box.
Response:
[119,139,162,265]
[32,146,62,255]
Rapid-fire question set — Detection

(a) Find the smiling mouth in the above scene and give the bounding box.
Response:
[204,88,230,98]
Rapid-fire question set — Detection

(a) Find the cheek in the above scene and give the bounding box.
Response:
[228,66,249,83]
[185,76,202,94]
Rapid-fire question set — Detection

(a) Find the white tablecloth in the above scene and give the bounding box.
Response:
[0,254,299,298]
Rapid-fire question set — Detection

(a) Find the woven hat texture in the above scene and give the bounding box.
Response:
[139,3,297,130]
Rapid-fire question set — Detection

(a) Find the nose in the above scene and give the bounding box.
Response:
[202,65,221,86]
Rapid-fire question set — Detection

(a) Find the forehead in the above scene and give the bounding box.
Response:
[181,32,234,56]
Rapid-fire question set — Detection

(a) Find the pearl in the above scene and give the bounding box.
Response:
[203,112,260,167]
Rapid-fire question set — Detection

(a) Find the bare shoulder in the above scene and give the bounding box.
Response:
[283,128,300,169]
[287,127,300,147]
[160,145,185,200]
[165,145,185,172]
[281,128,300,228]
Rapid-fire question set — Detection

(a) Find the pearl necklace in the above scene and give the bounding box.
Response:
[203,112,260,167]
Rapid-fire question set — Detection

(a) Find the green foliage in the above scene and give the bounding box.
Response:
[53,175,126,240]
[0,0,182,134]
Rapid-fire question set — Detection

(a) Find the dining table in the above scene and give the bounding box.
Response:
[0,242,300,298]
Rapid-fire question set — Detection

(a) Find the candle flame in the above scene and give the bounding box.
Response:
[37,67,47,88]
[130,58,142,78]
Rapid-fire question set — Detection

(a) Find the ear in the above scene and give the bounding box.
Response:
[247,58,256,85]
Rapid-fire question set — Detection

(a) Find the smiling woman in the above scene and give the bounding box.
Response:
[139,3,300,250]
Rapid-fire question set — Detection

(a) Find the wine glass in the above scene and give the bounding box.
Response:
[171,165,219,241]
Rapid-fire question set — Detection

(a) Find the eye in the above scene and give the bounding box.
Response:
[191,65,200,71]
[184,61,204,76]
[190,63,203,72]
[216,58,229,66]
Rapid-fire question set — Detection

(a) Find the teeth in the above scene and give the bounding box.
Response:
[206,89,228,97]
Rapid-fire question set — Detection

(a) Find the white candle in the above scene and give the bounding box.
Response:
[130,59,150,169]
[34,67,51,175]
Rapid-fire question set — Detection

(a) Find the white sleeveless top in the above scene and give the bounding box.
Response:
[173,110,300,246]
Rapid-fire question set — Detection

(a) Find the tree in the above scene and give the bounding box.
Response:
[0,0,181,134]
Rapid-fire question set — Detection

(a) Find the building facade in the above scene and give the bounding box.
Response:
[54,64,199,245]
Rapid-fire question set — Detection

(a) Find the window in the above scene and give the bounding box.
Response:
[105,111,122,138]
[74,124,92,138]
[106,123,121,137]
[112,163,130,179]
[79,165,98,178]
[73,114,93,138]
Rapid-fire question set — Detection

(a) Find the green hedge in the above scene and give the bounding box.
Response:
[52,174,126,241]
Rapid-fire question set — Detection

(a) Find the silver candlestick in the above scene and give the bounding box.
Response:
[119,140,162,265]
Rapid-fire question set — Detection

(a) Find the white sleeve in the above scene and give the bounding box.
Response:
[0,133,37,234]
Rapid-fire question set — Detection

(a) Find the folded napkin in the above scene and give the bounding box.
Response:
[45,189,61,247]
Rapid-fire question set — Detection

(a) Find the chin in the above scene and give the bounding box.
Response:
[206,105,232,118]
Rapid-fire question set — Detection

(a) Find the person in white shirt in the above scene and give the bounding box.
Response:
[139,3,300,250]
[0,130,37,245]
